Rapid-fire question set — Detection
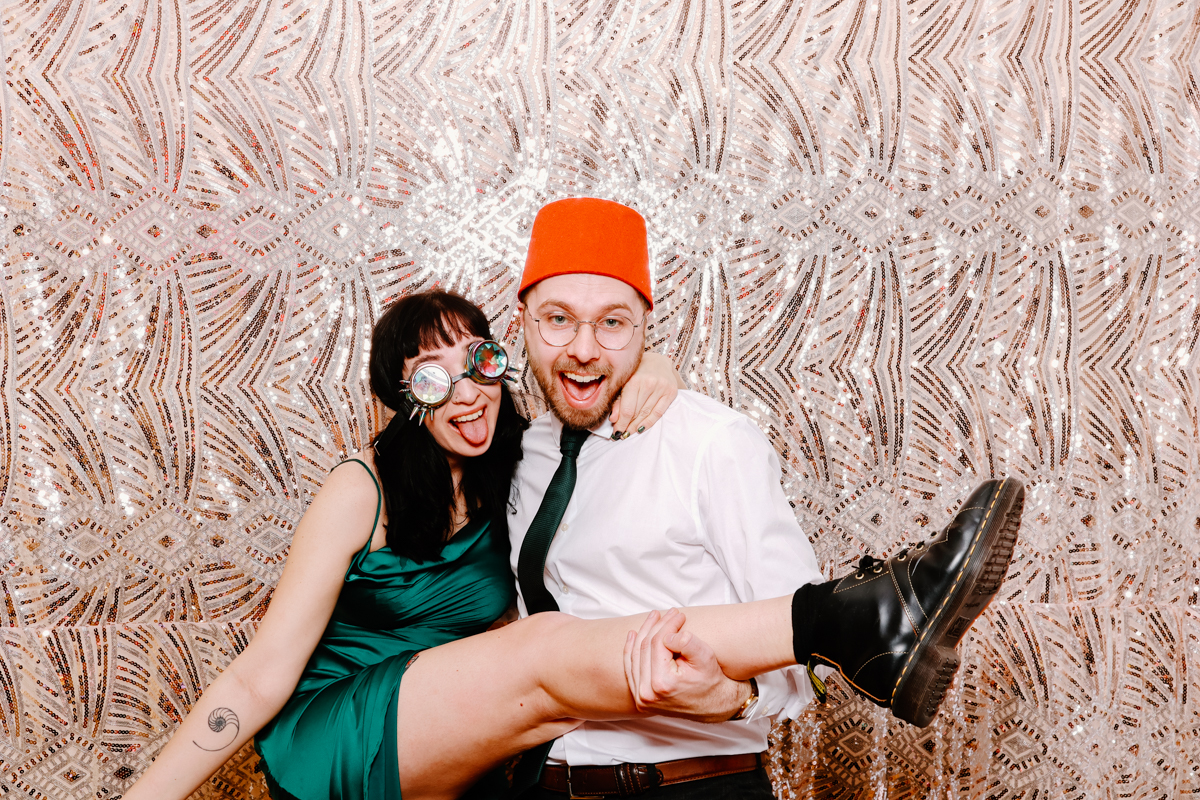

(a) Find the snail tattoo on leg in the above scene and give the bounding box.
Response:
[193,707,240,751]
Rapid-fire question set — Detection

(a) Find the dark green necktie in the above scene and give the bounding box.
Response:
[517,427,590,614]
[510,428,589,796]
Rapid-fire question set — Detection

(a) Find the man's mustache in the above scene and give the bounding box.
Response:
[551,358,612,378]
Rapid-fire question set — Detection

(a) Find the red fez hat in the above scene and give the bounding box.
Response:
[520,198,653,309]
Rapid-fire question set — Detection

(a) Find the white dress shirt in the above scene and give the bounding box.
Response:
[509,390,824,766]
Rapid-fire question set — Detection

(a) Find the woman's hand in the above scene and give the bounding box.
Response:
[609,352,685,438]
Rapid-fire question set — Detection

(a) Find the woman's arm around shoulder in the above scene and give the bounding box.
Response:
[609,351,686,437]
[122,458,383,800]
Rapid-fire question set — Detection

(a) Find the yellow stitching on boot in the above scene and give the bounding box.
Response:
[889,567,920,633]
[832,572,889,593]
[812,655,888,703]
[889,479,1009,704]
[850,650,909,683]
[890,480,1003,698]
[907,559,928,616]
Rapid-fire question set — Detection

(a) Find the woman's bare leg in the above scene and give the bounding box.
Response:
[396,597,794,800]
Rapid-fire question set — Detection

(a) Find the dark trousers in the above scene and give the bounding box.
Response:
[523,767,777,800]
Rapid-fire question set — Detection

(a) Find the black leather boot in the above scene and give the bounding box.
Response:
[793,478,1025,727]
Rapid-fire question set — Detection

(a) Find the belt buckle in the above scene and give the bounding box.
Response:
[566,766,604,800]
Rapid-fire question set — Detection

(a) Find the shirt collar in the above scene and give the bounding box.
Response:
[550,411,615,448]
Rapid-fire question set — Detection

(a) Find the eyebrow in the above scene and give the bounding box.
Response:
[409,352,439,370]
[408,338,485,372]
[536,300,637,317]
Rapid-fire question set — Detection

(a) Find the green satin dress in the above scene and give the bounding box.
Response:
[255,460,515,800]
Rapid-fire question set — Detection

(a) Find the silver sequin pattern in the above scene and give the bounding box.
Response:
[1,0,1198,797]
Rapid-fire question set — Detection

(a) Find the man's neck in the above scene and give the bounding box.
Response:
[549,409,615,440]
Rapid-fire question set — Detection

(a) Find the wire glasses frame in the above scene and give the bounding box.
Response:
[528,312,645,350]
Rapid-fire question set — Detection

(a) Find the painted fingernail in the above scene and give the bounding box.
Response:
[611,430,622,440]
[637,426,645,433]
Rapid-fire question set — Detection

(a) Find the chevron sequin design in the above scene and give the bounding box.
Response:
[2,0,1200,798]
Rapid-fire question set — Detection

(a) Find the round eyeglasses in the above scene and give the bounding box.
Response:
[529,312,644,350]
[399,340,516,426]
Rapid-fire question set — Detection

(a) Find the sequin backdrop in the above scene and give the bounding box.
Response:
[1,0,1199,796]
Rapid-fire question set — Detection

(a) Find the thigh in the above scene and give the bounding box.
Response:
[394,620,582,800]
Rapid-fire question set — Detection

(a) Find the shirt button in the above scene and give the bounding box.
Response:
[561,584,570,594]
[560,523,569,532]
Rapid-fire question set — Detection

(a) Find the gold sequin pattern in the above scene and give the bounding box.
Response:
[1,0,1198,797]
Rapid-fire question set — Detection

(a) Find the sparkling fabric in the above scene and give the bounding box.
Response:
[0,0,1198,798]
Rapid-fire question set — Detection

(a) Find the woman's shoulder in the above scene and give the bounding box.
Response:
[282,452,384,565]
[331,450,376,482]
[322,452,383,504]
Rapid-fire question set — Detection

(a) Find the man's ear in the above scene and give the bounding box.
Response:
[639,299,653,350]
[515,301,529,342]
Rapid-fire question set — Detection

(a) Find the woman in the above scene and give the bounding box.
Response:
[123,290,1021,800]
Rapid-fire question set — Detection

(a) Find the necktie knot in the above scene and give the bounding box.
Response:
[559,427,589,458]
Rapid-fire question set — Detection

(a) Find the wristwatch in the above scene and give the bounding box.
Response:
[728,677,760,721]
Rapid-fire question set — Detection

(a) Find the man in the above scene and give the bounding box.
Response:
[509,198,1024,800]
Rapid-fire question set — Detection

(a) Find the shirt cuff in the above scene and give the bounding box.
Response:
[753,664,832,721]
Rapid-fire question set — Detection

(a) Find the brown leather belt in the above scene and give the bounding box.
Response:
[538,752,765,798]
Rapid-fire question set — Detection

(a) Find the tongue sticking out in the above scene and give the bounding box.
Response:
[455,415,490,447]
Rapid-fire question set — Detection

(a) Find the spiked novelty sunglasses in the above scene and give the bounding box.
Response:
[398,340,517,426]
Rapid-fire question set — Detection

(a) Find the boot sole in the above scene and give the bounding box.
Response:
[890,478,1025,727]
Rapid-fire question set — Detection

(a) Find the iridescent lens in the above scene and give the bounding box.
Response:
[471,340,508,381]
[409,364,453,406]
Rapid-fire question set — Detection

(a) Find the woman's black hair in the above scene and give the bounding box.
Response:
[369,290,528,561]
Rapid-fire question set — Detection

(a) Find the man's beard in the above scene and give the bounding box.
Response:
[530,351,642,430]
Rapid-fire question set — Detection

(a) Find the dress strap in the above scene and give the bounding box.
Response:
[332,458,384,559]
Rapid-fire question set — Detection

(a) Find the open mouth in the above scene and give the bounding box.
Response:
[558,370,606,407]
[449,407,489,446]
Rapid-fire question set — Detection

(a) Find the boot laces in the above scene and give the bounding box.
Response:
[857,539,927,573]
[857,554,883,571]
[897,539,928,563]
